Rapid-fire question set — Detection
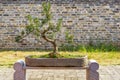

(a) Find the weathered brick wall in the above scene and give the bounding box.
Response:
[0,0,120,49]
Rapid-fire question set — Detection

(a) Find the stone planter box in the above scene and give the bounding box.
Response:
[25,55,88,67]
[14,59,99,80]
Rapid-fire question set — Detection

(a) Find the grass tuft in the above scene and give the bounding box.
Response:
[59,42,120,52]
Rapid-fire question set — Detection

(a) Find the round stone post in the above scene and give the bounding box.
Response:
[13,60,26,80]
[86,60,99,80]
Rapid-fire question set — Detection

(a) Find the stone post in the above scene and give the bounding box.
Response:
[87,60,99,80]
[13,60,26,80]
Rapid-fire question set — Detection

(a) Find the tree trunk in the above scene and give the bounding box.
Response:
[52,40,58,54]
[42,33,58,57]
[49,41,59,57]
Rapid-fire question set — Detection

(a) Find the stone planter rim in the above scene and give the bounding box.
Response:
[25,55,87,59]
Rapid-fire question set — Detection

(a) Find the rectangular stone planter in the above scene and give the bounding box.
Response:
[14,59,99,80]
[25,56,88,67]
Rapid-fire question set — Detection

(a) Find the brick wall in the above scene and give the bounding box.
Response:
[0,0,120,49]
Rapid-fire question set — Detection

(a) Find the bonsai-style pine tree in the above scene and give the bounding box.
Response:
[15,2,73,57]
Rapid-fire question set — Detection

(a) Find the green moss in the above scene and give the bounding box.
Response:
[29,54,85,58]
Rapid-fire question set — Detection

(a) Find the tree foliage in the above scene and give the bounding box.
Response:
[15,2,73,57]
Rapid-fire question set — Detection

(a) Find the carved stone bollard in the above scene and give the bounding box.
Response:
[87,60,99,80]
[13,60,26,80]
